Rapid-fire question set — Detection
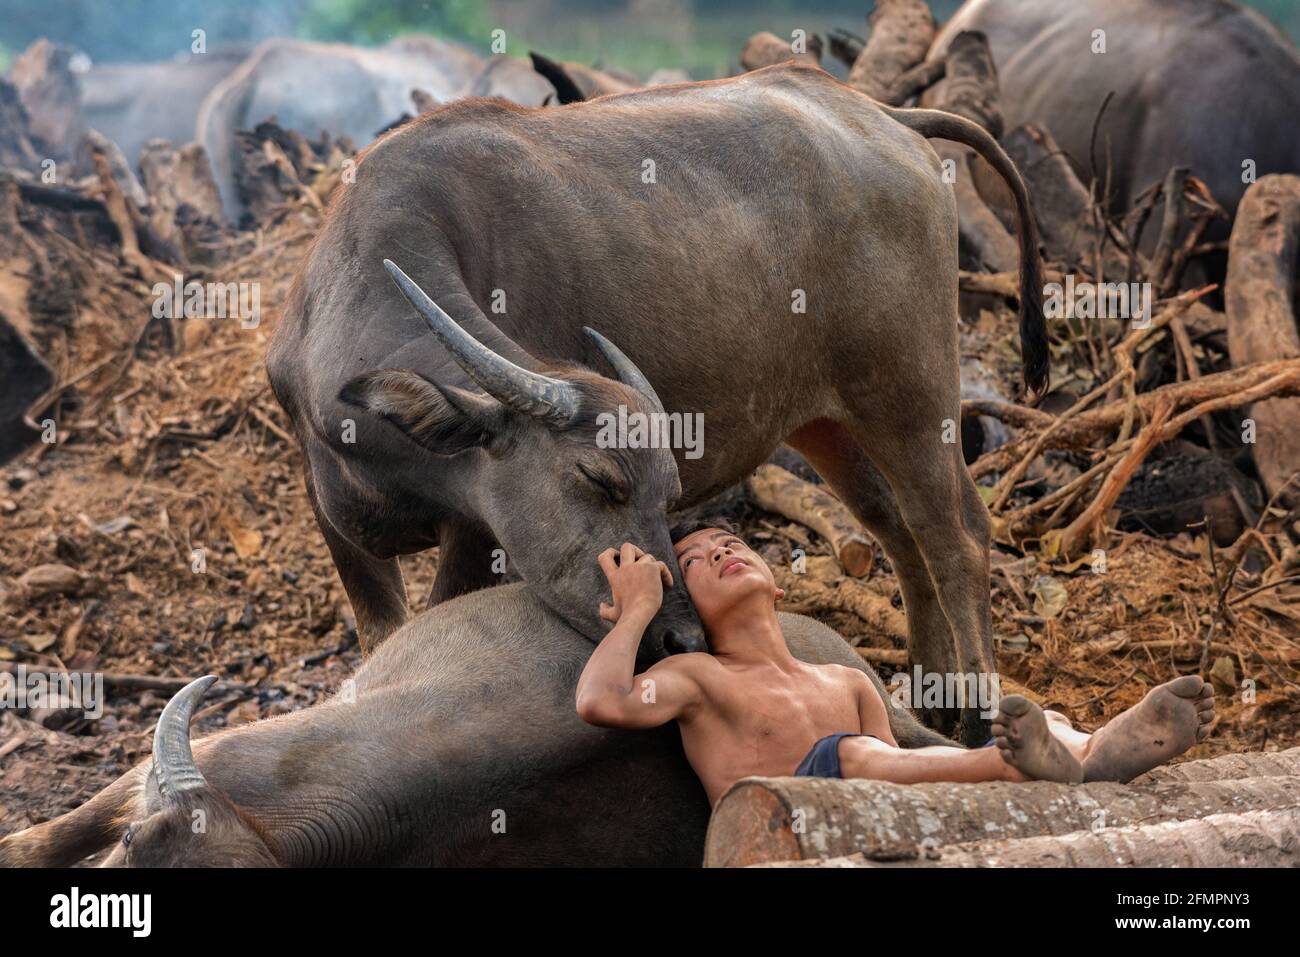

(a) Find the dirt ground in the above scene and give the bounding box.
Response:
[1,202,1298,849]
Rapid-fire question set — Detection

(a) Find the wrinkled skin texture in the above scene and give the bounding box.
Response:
[103,789,279,868]
[0,585,953,867]
[269,63,1044,745]
[930,0,1300,228]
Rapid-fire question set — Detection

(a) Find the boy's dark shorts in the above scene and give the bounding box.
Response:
[794,732,998,778]
[793,733,877,778]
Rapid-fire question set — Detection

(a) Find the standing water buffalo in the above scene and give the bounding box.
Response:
[0,584,950,867]
[80,48,249,169]
[267,62,1048,745]
[198,36,484,219]
[931,0,1300,221]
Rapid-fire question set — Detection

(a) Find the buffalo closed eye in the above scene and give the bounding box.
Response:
[577,463,628,504]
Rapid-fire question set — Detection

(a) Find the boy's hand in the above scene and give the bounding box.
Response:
[578,542,700,732]
[597,542,673,625]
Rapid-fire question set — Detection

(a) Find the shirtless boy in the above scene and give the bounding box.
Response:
[575,522,1215,805]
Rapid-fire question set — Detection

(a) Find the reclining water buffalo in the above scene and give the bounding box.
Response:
[267,62,1049,746]
[930,0,1300,225]
[0,583,950,867]
[198,36,484,219]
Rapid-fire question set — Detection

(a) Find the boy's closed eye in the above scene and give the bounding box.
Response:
[682,538,745,569]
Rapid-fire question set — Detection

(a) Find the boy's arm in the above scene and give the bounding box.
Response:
[855,668,898,745]
[575,609,702,729]
[575,543,703,730]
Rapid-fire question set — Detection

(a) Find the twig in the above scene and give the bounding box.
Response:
[1049,395,1173,557]
[1227,575,1300,608]
[1200,516,1220,674]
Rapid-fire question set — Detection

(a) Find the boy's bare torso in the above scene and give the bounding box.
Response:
[661,652,892,804]
[577,533,1218,802]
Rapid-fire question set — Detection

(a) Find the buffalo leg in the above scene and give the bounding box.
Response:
[303,466,409,654]
[848,399,998,748]
[0,766,145,867]
[787,420,964,738]
[426,518,503,607]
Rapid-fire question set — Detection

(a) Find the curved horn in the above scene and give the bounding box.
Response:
[384,260,579,427]
[584,327,665,414]
[152,675,217,803]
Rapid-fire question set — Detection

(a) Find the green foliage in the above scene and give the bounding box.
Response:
[0,0,285,63]
[1251,0,1300,36]
[0,0,1294,69]
[297,0,491,46]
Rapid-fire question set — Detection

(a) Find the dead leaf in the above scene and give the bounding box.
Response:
[1029,575,1069,619]
[22,633,58,653]
[220,510,263,559]
[1072,631,1129,659]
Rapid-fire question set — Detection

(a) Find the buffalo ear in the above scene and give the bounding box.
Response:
[339,369,507,454]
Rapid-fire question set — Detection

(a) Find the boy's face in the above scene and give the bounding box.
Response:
[672,528,784,627]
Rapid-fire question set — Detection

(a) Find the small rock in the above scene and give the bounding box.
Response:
[30,694,81,731]
[1209,655,1237,696]
[53,535,85,565]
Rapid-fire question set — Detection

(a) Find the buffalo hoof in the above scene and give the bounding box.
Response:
[919,704,959,738]
[957,710,994,749]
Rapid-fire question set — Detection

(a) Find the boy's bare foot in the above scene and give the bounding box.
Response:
[992,695,1084,784]
[1082,676,1215,783]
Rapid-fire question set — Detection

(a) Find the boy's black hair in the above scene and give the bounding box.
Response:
[669,516,739,545]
